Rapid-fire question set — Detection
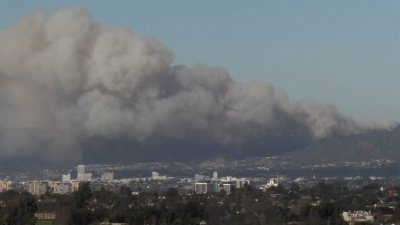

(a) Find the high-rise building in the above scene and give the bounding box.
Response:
[77,165,85,174]
[193,173,250,194]
[76,165,92,182]
[62,174,71,182]
[195,183,211,194]
[235,178,250,188]
[213,171,218,180]
[152,172,159,179]
[151,171,166,180]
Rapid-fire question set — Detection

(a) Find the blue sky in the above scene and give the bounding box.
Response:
[1,1,399,122]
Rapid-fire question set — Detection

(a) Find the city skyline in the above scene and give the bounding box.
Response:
[1,2,400,224]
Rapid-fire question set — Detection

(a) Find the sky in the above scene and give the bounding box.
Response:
[0,0,399,123]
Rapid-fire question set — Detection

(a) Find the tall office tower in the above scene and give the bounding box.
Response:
[152,172,159,179]
[62,174,71,182]
[77,165,85,174]
[213,171,218,180]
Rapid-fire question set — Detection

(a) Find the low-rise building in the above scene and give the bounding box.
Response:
[72,180,81,192]
[49,181,72,194]
[77,173,92,182]
[195,182,213,194]
[28,181,49,196]
[62,174,71,182]
[101,172,114,182]
[342,211,374,224]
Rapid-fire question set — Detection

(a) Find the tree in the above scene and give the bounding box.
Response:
[74,182,92,208]
[392,207,400,222]
[68,208,93,225]
[308,207,322,225]
[3,192,37,225]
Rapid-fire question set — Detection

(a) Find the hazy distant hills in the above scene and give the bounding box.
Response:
[1,125,399,172]
[286,125,400,164]
[81,125,400,165]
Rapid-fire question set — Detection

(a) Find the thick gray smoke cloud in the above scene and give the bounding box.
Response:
[0,8,383,165]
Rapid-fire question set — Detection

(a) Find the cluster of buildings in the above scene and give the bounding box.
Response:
[24,165,114,195]
[194,171,250,194]
[26,180,80,195]
[76,165,92,182]
[0,165,252,196]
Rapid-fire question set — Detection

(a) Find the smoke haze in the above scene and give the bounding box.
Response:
[0,8,385,166]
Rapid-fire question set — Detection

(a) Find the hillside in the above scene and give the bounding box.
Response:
[286,125,400,164]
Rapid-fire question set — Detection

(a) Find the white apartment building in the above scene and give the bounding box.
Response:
[0,180,12,192]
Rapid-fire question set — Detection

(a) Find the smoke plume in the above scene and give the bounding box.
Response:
[0,8,384,165]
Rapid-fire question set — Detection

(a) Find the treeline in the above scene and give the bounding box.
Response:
[2,182,400,225]
[0,190,37,225]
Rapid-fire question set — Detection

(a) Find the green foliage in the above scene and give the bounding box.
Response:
[1,181,395,225]
[73,182,92,208]
[0,191,37,225]
[36,220,54,225]
[68,208,93,225]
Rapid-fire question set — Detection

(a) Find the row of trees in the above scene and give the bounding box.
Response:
[0,190,37,225]
[2,181,400,225]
